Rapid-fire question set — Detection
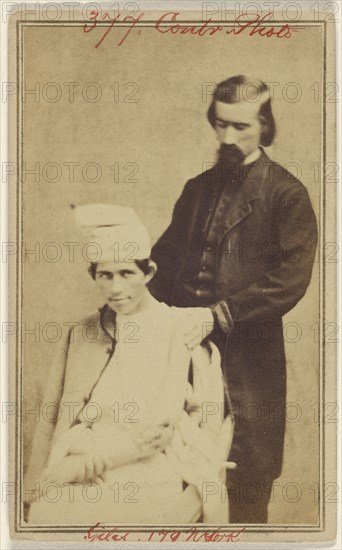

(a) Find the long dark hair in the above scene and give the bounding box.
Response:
[207,75,276,147]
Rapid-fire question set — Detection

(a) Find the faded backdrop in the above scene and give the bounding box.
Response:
[21,21,321,524]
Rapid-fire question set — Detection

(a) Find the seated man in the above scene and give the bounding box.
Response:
[25,204,234,524]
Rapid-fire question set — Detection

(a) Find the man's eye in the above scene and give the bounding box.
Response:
[233,124,248,131]
[121,270,134,277]
[97,273,111,279]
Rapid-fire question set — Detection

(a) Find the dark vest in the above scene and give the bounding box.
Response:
[172,163,254,307]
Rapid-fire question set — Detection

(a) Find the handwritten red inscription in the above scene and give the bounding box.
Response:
[83,11,303,48]
[83,523,246,543]
[148,526,246,543]
[84,12,145,48]
[84,523,129,542]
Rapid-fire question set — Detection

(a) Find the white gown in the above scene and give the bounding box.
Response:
[29,301,231,524]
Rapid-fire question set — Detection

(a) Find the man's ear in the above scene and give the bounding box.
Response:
[145,260,157,283]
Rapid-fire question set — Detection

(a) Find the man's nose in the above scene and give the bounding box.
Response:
[222,125,236,145]
[110,276,124,294]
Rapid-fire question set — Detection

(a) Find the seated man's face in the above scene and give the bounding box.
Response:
[215,100,262,159]
[94,260,152,315]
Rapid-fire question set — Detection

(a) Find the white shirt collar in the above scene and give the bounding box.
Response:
[243,148,261,166]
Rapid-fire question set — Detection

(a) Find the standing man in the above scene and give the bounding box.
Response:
[149,75,318,523]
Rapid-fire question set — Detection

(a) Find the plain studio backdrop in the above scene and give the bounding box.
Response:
[20,19,321,524]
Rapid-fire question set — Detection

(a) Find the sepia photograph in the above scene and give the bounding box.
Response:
[2,0,338,544]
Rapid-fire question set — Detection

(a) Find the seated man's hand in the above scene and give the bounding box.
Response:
[47,423,91,466]
[40,453,106,486]
[87,422,174,470]
[135,422,174,454]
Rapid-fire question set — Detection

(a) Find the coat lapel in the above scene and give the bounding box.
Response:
[217,149,268,244]
[76,305,116,402]
[58,306,117,432]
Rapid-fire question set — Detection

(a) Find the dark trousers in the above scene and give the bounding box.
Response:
[227,469,274,523]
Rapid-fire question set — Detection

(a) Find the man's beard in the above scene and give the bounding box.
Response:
[216,144,246,186]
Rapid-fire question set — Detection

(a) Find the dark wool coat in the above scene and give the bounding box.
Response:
[149,149,318,479]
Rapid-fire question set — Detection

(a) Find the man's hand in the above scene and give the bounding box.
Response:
[90,422,174,469]
[173,307,214,350]
[135,422,174,454]
[40,453,106,486]
[47,423,91,466]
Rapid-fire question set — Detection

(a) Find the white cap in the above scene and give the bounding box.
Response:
[74,203,151,262]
